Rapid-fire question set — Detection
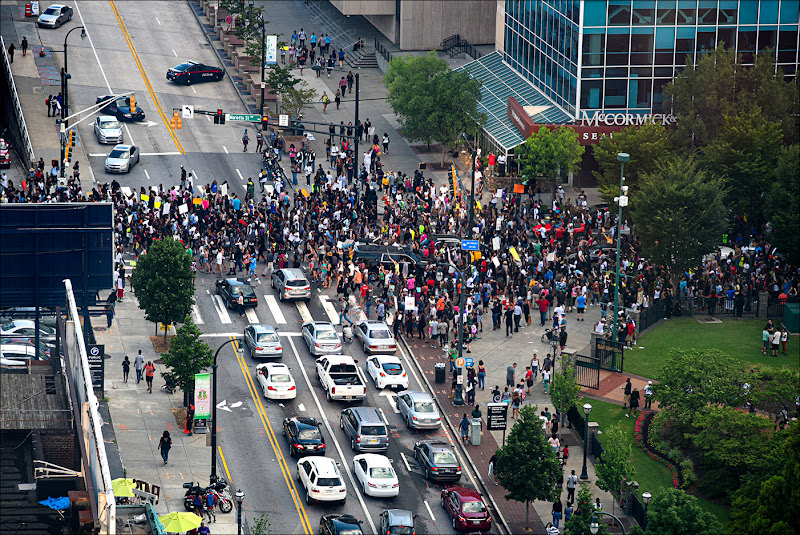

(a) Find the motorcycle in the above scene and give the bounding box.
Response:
[183,477,233,513]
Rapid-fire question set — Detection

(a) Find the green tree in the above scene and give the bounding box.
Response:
[765,144,800,264]
[160,316,214,406]
[383,52,485,164]
[594,426,635,517]
[592,122,672,203]
[632,488,722,535]
[130,238,194,341]
[564,484,607,535]
[749,368,800,422]
[629,157,726,285]
[264,63,298,113]
[280,80,318,120]
[495,405,561,529]
[516,126,584,193]
[549,364,581,437]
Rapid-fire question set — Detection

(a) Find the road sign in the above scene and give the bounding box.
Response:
[455,357,466,368]
[279,114,289,127]
[465,357,474,367]
[461,239,479,251]
[486,403,508,431]
[87,344,104,391]
[181,105,194,119]
[225,114,262,122]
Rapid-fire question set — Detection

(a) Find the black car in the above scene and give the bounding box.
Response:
[167,61,224,85]
[353,244,426,277]
[95,95,145,122]
[215,278,258,309]
[282,416,326,457]
[413,440,462,482]
[319,514,364,535]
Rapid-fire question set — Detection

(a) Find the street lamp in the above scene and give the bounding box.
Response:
[642,491,652,530]
[210,338,243,482]
[611,152,630,348]
[235,489,245,535]
[591,512,626,535]
[57,25,86,178]
[448,261,466,406]
[580,402,592,480]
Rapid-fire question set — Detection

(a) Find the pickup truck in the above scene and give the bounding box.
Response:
[315,355,367,402]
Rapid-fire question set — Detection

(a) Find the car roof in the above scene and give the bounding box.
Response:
[47,4,67,8]
[386,509,414,525]
[280,268,307,278]
[449,486,482,500]
[418,440,451,451]
[250,324,276,333]
[308,321,335,330]
[97,115,118,122]
[224,277,251,285]
[306,456,339,475]
[325,514,361,529]
[289,416,319,428]
[111,145,134,151]
[355,453,391,466]
[400,390,433,401]
[2,319,38,328]
[361,320,389,327]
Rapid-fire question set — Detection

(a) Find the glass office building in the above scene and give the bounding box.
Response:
[502,0,800,116]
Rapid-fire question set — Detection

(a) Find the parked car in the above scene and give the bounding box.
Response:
[365,355,408,390]
[96,95,145,122]
[256,362,296,400]
[104,144,140,173]
[301,321,342,355]
[396,390,441,430]
[272,268,311,301]
[166,61,224,85]
[0,138,12,168]
[1,337,52,359]
[378,509,416,535]
[354,320,397,354]
[93,116,124,144]
[413,440,462,482]
[352,454,399,498]
[216,278,258,309]
[38,4,73,28]
[0,320,56,343]
[244,324,282,358]
[0,344,42,366]
[296,457,347,505]
[319,514,363,535]
[282,416,325,458]
[440,486,491,533]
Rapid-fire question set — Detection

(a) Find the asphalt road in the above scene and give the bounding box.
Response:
[39,2,497,533]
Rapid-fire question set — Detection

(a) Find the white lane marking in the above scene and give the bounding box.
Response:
[156,16,161,25]
[191,304,204,325]
[378,407,389,426]
[191,169,200,183]
[296,301,313,323]
[398,345,423,390]
[230,401,243,409]
[223,145,228,154]
[191,85,197,94]
[424,500,436,521]
[379,390,400,413]
[88,153,107,157]
[142,151,182,156]
[206,115,211,121]
[212,295,232,324]
[286,336,378,534]
[200,332,302,338]
[216,400,232,412]
[172,49,177,57]
[264,294,287,324]
[245,307,259,324]
[298,403,306,412]
[144,169,151,180]
[400,452,411,473]
[236,168,245,181]
[319,295,340,325]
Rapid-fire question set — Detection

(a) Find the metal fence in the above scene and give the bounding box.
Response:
[591,431,605,461]
[674,295,759,318]
[574,353,600,390]
[630,494,647,528]
[592,337,624,372]
[768,296,798,318]
[374,37,394,63]
[566,406,604,460]
[637,299,668,332]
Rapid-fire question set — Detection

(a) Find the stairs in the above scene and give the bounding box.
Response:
[345,49,378,70]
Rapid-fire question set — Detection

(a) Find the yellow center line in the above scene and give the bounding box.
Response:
[218,446,233,487]
[109,0,185,155]
[231,338,313,534]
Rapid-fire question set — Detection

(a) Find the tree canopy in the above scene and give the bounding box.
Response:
[564,484,607,535]
[160,317,214,406]
[516,126,584,185]
[764,144,800,264]
[594,426,635,516]
[549,364,581,435]
[630,488,722,535]
[280,80,318,119]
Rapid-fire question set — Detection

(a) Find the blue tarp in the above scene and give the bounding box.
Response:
[39,496,70,510]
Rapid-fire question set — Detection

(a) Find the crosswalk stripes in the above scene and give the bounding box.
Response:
[264,294,287,324]
[296,300,313,323]
[319,295,340,325]
[211,295,232,324]
[191,304,204,325]
[245,307,260,324]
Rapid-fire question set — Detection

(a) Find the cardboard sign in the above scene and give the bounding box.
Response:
[141,194,149,202]
[301,188,309,198]
[492,236,501,251]
[404,296,415,310]
[220,184,228,197]
[492,256,501,268]
[179,204,188,214]
[510,247,520,261]
[193,197,202,205]
[162,202,170,215]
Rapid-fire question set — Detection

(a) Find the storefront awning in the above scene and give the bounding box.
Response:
[456,51,573,153]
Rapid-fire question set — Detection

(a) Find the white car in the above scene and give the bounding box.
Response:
[256,362,296,400]
[37,4,73,28]
[297,456,347,504]
[301,321,342,355]
[94,116,123,144]
[352,454,399,498]
[0,320,57,342]
[365,355,409,390]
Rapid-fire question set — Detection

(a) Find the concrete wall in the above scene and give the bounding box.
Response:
[366,14,399,44]
[330,0,395,16]
[494,0,505,52]
[399,0,496,50]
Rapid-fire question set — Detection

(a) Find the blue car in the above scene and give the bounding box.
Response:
[167,61,224,85]
[96,95,145,122]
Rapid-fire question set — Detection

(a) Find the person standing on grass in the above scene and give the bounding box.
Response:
[157,430,172,465]
[762,327,770,355]
[781,327,788,354]
[771,328,781,357]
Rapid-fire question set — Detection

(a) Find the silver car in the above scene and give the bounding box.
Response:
[0,320,57,343]
[272,268,311,301]
[104,144,139,173]
[354,321,397,354]
[244,324,282,358]
[94,116,123,144]
[396,390,441,430]
[38,4,73,28]
[301,321,342,355]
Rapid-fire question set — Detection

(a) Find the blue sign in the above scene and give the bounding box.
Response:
[465,357,474,367]
[461,239,479,251]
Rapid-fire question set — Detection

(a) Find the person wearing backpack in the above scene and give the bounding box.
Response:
[204,491,217,523]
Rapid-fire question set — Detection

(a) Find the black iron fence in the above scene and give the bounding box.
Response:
[374,37,394,64]
[674,295,759,318]
[591,431,605,460]
[574,354,600,390]
[592,338,624,372]
[637,299,668,332]
[768,296,798,318]
[630,494,647,528]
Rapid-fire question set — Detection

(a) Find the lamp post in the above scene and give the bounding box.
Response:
[210,338,242,482]
[58,26,86,178]
[448,261,466,406]
[642,491,652,530]
[611,152,630,346]
[580,402,592,480]
[235,489,245,535]
[591,512,626,535]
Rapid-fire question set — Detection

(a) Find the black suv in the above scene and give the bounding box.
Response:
[353,244,426,276]
[413,440,462,482]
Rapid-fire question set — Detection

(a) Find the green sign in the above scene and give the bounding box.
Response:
[225,114,262,122]
[194,373,211,419]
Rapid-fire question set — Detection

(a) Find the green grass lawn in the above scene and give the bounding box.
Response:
[624,317,798,378]
[581,397,730,527]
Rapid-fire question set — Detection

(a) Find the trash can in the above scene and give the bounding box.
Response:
[470,418,481,445]
[435,363,446,384]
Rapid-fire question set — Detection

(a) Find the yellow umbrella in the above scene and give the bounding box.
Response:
[158,511,203,533]
[111,478,136,498]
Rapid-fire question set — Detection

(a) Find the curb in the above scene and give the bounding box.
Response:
[398,334,513,535]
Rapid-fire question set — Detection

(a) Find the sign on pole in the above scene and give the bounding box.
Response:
[87,344,104,391]
[279,114,289,127]
[487,403,508,431]
[266,35,278,64]
[181,105,194,119]
[194,373,211,419]
[461,239,479,251]
[225,113,262,122]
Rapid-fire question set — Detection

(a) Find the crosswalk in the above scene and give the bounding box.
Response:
[193,291,342,328]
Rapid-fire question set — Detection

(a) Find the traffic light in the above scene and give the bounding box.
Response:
[261,115,270,129]
[170,111,182,130]
[130,95,136,113]
[65,130,76,162]
[214,109,225,125]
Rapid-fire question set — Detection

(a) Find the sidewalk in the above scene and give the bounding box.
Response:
[94,293,238,534]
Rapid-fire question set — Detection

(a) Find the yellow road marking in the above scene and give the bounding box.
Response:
[231,337,313,534]
[108,1,185,154]
[218,446,233,487]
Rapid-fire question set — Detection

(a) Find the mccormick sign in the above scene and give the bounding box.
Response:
[579,111,677,127]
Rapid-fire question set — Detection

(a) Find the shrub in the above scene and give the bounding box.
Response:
[667,446,683,463]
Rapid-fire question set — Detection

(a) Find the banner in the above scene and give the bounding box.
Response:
[266,35,278,64]
[194,373,211,419]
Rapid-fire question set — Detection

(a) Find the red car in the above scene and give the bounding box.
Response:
[440,486,491,533]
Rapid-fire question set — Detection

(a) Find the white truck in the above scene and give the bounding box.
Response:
[315,355,367,402]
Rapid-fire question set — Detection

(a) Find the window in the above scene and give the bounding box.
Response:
[581,79,603,108]
[675,26,696,63]
[629,77,653,108]
[651,78,672,112]
[759,0,779,24]
[607,29,631,65]
[739,1,758,24]
[778,28,799,63]
[676,0,696,24]
[583,0,607,25]
[718,0,737,23]
[582,67,605,77]
[632,0,655,24]
[608,0,632,24]
[717,27,736,49]
[604,79,628,108]
[757,27,778,53]
[696,28,716,54]
[697,0,716,24]
[656,0,676,23]
[654,26,675,64]
[738,27,757,62]
[631,66,653,76]
[631,29,654,64]
[582,31,606,66]
[780,0,799,24]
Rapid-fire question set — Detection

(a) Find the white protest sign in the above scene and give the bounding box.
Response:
[179,204,188,214]
[492,236,501,250]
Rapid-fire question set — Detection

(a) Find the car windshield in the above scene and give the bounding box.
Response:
[316,330,339,341]
[414,401,435,413]
[369,329,392,339]
[44,7,59,14]
[174,63,193,71]
[432,451,457,464]
[256,332,279,343]
[316,477,341,487]
[1,322,18,331]
[338,530,362,535]
[287,278,308,287]
[369,467,393,478]
[100,120,121,129]
[329,363,356,373]
[269,373,291,383]
[297,428,321,441]
[0,141,8,149]
[462,501,487,513]
[382,363,403,375]
[361,425,386,436]
[108,149,129,159]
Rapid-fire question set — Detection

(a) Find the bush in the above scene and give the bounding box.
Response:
[667,446,683,463]
[679,459,695,489]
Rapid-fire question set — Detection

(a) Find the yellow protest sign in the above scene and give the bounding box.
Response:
[510,247,520,261]
[301,188,309,198]
[193,198,202,205]
[140,194,149,202]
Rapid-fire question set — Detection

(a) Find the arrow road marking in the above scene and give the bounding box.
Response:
[298,403,306,412]
[217,400,232,412]
[230,401,243,409]
[140,120,159,127]
[379,391,400,413]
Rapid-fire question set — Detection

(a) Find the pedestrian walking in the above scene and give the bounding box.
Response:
[256,131,264,152]
[7,43,14,63]
[459,413,470,444]
[644,380,653,409]
[621,377,632,408]
[566,470,578,502]
[105,300,115,328]
[382,133,390,154]
[144,360,156,393]
[552,499,563,529]
[157,430,172,465]
[506,362,516,387]
[122,356,130,383]
[134,350,144,383]
[334,89,341,110]
[21,36,28,56]
[627,387,640,418]
[242,129,249,152]
[321,91,329,113]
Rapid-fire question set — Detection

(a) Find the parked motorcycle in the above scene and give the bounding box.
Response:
[183,476,233,513]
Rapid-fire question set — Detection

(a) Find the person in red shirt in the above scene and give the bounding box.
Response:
[488,152,496,177]
[535,297,549,327]
[360,282,369,306]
